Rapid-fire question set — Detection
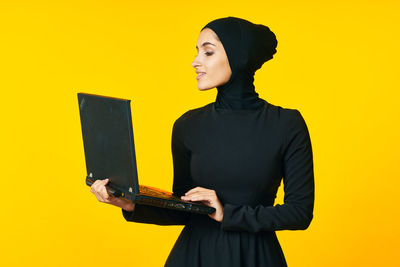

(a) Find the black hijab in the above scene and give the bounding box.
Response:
[201,16,278,110]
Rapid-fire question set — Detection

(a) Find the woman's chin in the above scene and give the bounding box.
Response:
[197,82,215,91]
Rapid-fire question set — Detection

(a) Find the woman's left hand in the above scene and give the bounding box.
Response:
[181,187,224,222]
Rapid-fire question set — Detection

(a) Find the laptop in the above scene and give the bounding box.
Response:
[77,92,215,215]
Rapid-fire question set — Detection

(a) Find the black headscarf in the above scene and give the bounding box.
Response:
[201,16,278,110]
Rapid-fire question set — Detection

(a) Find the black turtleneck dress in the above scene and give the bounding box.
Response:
[122,17,314,267]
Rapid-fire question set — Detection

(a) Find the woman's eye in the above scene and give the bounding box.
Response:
[194,52,214,57]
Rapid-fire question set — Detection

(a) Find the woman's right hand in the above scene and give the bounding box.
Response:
[90,178,135,212]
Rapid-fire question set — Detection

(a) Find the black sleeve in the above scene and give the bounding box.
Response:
[220,109,315,233]
[122,116,193,225]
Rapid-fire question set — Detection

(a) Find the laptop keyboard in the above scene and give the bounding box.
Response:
[139,185,180,199]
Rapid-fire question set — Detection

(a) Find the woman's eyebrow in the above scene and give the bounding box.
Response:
[196,42,216,50]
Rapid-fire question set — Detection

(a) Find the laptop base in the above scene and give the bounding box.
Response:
[85,176,215,215]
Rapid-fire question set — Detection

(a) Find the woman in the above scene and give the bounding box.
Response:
[90,16,315,267]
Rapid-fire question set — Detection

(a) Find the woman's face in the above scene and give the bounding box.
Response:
[192,28,232,91]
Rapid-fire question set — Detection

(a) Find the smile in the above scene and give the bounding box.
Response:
[196,73,206,80]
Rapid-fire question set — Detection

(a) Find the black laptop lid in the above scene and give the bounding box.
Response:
[77,93,140,198]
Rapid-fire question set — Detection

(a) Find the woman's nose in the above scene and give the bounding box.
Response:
[192,55,200,68]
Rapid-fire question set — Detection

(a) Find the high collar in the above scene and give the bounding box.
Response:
[215,69,265,110]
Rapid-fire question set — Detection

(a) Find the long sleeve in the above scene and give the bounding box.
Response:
[220,109,315,233]
[122,115,194,225]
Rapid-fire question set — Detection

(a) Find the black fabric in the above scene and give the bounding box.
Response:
[121,17,314,267]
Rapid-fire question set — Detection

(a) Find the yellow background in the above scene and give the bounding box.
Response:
[1,0,399,266]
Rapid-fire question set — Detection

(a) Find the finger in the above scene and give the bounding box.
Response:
[184,187,201,195]
[101,179,110,200]
[184,187,209,195]
[95,194,105,202]
[93,180,102,192]
[201,199,214,206]
[90,183,105,202]
[99,185,110,201]
[94,179,108,192]
[95,184,107,200]
[92,178,108,189]
[90,183,97,193]
[93,179,102,187]
[91,179,111,202]
[184,190,217,197]
[182,193,215,202]
[93,190,105,202]
[103,186,114,202]
[104,192,113,202]
[189,195,214,204]
[183,191,214,199]
[91,183,99,194]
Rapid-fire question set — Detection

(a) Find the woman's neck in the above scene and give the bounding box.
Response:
[214,71,264,110]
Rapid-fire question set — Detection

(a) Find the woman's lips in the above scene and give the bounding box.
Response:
[196,73,206,80]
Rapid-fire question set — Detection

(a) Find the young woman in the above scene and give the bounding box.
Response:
[90,16,315,267]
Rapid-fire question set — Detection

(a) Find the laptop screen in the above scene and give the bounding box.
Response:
[77,93,140,196]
